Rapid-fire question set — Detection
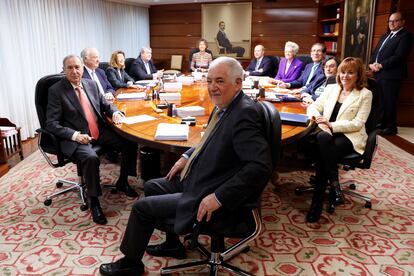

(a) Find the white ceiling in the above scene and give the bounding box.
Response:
[108,0,237,7]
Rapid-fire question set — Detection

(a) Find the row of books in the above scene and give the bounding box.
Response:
[325,41,338,53]
[322,23,339,36]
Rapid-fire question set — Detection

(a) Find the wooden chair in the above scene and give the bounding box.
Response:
[0,118,23,164]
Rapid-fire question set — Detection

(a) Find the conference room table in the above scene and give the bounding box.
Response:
[110,82,312,154]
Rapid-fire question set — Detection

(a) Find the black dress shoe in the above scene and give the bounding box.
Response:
[306,202,323,223]
[90,203,107,225]
[379,128,398,135]
[99,257,144,276]
[146,241,186,259]
[116,180,138,198]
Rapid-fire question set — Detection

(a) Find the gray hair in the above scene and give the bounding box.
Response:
[209,56,243,81]
[80,47,98,60]
[62,54,83,68]
[285,41,299,55]
[140,46,152,55]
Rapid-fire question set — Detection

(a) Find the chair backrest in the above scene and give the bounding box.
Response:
[214,37,225,55]
[98,62,109,71]
[124,57,135,73]
[296,54,313,68]
[265,55,280,78]
[170,55,183,71]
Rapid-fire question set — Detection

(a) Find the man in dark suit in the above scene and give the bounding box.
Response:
[369,12,413,135]
[245,45,275,77]
[279,43,327,97]
[129,47,163,81]
[216,21,245,57]
[99,57,272,276]
[80,48,115,102]
[350,6,368,58]
[46,55,139,225]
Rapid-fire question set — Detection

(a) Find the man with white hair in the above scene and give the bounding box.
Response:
[99,57,272,275]
[129,46,163,81]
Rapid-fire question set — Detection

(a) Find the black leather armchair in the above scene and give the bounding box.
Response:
[160,101,281,276]
[34,74,108,210]
[124,58,135,74]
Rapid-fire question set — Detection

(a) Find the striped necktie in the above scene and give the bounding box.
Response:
[180,108,222,180]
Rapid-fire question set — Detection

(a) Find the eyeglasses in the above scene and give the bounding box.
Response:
[388,19,401,23]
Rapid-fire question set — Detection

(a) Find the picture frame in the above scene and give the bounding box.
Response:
[342,0,376,64]
[202,3,251,59]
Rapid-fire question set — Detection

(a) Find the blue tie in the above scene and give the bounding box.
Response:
[306,64,318,85]
[375,33,393,62]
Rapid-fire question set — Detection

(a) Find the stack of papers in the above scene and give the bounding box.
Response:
[176,106,205,117]
[244,89,260,98]
[135,80,158,87]
[123,115,156,125]
[264,92,280,102]
[177,76,194,85]
[116,92,146,100]
[163,82,183,92]
[154,123,189,140]
[192,71,207,81]
[159,92,181,101]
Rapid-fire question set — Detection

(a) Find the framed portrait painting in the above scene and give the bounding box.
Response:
[202,3,251,59]
[342,0,376,64]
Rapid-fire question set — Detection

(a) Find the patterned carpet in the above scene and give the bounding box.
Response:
[0,137,413,275]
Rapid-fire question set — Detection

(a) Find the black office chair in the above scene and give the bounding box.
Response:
[188,48,213,72]
[295,78,379,212]
[124,58,135,74]
[296,54,313,68]
[99,62,109,71]
[160,101,281,276]
[34,74,107,210]
[266,55,280,78]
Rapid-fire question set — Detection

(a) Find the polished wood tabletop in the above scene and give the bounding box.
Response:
[110,83,311,153]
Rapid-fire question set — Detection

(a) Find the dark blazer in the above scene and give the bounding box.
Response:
[105,66,135,89]
[303,75,336,100]
[246,56,275,77]
[369,28,413,80]
[275,58,304,83]
[216,30,232,49]
[289,62,324,89]
[82,67,115,95]
[174,92,272,234]
[46,78,118,157]
[129,57,157,81]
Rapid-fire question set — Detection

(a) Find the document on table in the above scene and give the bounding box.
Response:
[116,92,146,100]
[123,115,157,125]
[176,106,205,117]
[154,123,189,140]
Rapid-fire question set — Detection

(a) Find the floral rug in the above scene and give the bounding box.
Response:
[0,137,413,275]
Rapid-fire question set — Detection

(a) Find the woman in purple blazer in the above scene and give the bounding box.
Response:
[272,41,304,84]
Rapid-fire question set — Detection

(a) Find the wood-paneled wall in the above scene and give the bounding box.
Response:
[149,0,318,69]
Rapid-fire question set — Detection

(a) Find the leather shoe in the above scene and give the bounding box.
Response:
[146,241,186,259]
[116,180,138,198]
[306,202,323,223]
[90,203,107,225]
[379,127,398,135]
[99,257,144,276]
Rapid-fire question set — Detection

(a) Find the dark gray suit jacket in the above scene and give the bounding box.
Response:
[46,78,117,157]
[129,57,157,81]
[174,92,272,234]
[106,66,135,89]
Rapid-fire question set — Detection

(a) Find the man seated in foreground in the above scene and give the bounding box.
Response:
[46,55,139,225]
[99,57,272,275]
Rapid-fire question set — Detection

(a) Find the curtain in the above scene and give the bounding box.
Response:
[0,0,149,140]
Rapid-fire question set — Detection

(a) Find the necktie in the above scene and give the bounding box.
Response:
[376,33,393,62]
[255,59,261,71]
[305,64,318,85]
[75,86,99,140]
[91,71,105,95]
[180,108,222,180]
[144,62,151,75]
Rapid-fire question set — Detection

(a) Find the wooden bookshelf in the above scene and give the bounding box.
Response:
[318,0,344,57]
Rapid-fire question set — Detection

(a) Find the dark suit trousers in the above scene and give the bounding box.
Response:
[73,126,137,197]
[120,176,183,261]
[377,79,401,129]
[227,46,245,57]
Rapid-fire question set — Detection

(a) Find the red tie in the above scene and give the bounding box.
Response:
[75,86,99,140]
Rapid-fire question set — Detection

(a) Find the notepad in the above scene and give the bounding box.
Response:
[159,92,181,101]
[116,92,146,100]
[177,76,194,85]
[123,115,157,125]
[176,106,205,117]
[154,123,189,140]
[279,112,309,126]
[163,82,183,92]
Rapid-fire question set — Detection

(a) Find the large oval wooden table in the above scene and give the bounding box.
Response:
[111,83,311,153]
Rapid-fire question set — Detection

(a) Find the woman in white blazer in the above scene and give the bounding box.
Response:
[306,57,373,223]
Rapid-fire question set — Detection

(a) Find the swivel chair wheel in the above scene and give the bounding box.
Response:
[364,201,372,209]
[110,188,118,194]
[349,183,356,190]
[327,204,335,214]
[56,181,63,188]
[44,198,52,206]
[294,188,303,196]
[80,204,88,211]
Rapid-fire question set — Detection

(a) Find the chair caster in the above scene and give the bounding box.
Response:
[327,204,335,214]
[56,181,63,188]
[110,188,118,194]
[44,198,52,206]
[364,201,372,208]
[349,183,356,190]
[294,188,303,196]
[80,204,88,211]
